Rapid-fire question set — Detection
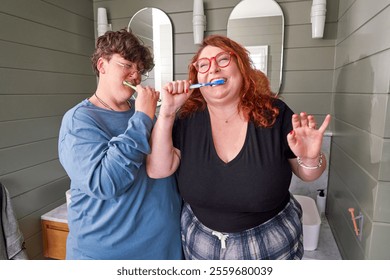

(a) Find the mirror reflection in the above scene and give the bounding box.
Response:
[128,8,173,104]
[227,0,284,94]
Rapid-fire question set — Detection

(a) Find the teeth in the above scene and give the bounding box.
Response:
[211,78,226,83]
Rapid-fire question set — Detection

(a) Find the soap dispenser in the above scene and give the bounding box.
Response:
[316,189,326,216]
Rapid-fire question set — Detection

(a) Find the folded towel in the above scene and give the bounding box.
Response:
[0,183,29,260]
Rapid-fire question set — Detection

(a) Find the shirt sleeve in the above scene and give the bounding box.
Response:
[172,117,181,150]
[277,99,296,159]
[58,108,153,200]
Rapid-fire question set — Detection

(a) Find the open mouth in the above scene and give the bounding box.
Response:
[123,80,136,90]
[210,78,226,87]
[210,77,226,83]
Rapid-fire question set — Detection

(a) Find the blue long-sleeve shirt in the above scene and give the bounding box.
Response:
[58,99,182,260]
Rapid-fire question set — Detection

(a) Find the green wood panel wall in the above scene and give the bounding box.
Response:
[0,0,95,259]
[1,0,385,260]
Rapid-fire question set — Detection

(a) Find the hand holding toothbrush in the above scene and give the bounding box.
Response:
[159,78,227,118]
[123,80,159,120]
[159,80,192,118]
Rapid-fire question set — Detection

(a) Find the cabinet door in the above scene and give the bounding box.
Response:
[41,220,69,260]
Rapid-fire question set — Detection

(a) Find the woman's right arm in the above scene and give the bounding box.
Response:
[146,80,192,178]
[146,111,180,178]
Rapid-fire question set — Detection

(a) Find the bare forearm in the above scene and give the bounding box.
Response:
[146,112,179,178]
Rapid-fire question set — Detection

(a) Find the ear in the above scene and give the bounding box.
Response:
[97,57,106,74]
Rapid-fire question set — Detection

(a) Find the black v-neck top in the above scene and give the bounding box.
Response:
[173,99,296,232]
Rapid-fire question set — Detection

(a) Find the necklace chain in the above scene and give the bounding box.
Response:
[94,93,131,111]
[209,108,239,123]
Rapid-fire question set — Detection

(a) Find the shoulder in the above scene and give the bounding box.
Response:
[175,110,207,125]
[261,98,294,129]
[273,98,294,118]
[173,110,207,142]
[272,98,291,112]
[61,99,98,130]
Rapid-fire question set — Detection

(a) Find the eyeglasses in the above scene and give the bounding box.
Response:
[193,51,234,74]
[114,61,149,81]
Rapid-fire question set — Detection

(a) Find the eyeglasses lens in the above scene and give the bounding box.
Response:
[195,52,231,74]
[117,61,149,81]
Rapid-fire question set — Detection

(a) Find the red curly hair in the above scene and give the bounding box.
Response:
[178,34,279,128]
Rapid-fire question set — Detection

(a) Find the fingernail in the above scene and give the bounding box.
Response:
[290,130,294,135]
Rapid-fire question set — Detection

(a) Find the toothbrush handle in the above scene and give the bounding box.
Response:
[123,81,137,90]
[189,84,203,89]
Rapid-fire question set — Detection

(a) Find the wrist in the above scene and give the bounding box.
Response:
[159,105,177,118]
[158,111,176,119]
[297,152,323,170]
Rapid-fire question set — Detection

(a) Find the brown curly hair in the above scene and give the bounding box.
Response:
[91,29,154,77]
[178,34,279,128]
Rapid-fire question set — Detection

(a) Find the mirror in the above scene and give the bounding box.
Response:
[128,8,173,105]
[227,0,284,94]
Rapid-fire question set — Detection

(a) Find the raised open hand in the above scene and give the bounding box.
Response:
[287,112,331,160]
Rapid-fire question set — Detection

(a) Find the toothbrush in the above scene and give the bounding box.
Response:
[189,79,225,89]
[123,80,137,90]
[123,80,162,103]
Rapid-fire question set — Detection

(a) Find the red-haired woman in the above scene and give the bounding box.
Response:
[147,35,331,260]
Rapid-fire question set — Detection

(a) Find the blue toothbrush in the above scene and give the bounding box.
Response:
[189,79,225,89]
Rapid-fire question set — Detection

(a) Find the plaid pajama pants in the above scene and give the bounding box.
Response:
[181,195,303,260]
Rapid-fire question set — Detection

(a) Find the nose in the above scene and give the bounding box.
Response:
[208,58,220,74]
[127,71,141,84]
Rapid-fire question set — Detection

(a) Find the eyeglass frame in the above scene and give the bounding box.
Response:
[113,60,149,81]
[193,51,235,74]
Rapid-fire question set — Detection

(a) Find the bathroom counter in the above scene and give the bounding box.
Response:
[303,216,342,260]
[41,203,68,223]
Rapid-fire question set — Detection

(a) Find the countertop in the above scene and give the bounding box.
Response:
[41,203,68,223]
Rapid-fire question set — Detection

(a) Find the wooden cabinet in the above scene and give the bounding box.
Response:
[41,220,69,259]
[41,204,69,260]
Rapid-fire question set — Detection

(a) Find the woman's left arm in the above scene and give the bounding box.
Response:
[287,113,331,182]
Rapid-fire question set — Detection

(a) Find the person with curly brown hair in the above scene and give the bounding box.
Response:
[147,34,330,260]
[58,29,182,259]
